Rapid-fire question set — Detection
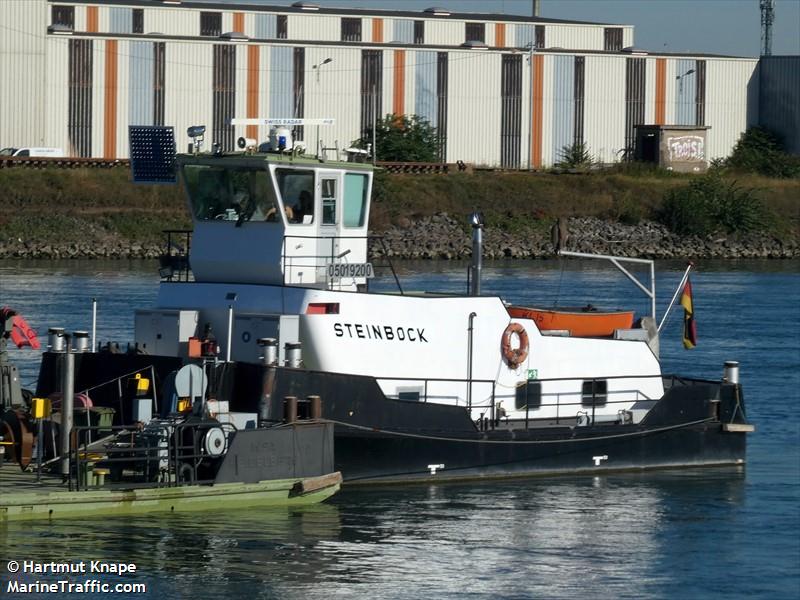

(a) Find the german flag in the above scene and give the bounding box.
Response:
[681,278,697,349]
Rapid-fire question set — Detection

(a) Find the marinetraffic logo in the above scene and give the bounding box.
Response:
[333,323,428,343]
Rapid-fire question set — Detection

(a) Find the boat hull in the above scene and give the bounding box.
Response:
[333,424,746,484]
[34,353,751,486]
[0,472,342,522]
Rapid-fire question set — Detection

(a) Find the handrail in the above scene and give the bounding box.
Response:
[375,372,698,430]
[69,419,236,491]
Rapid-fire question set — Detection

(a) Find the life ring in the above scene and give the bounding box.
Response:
[501,322,529,368]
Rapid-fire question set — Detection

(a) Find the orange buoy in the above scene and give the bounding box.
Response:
[501,322,529,368]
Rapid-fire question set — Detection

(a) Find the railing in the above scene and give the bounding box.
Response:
[375,373,691,430]
[159,229,192,282]
[69,419,236,491]
[282,234,403,293]
[77,365,160,420]
[0,157,129,170]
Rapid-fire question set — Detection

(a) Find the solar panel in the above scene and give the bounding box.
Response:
[129,126,176,183]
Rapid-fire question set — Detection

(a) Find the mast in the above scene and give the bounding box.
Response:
[760,0,775,56]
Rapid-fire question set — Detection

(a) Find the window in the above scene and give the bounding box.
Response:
[132,9,144,34]
[182,166,279,224]
[604,27,623,51]
[276,169,314,224]
[277,15,288,39]
[321,178,337,224]
[535,24,545,49]
[200,12,222,37]
[515,381,542,411]
[397,388,422,402]
[465,22,485,43]
[52,5,75,29]
[343,173,368,227]
[581,380,608,407]
[414,20,424,44]
[341,17,362,42]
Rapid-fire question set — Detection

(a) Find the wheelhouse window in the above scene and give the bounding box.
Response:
[321,178,337,224]
[182,165,279,223]
[343,173,367,227]
[341,18,362,42]
[200,12,222,37]
[275,168,315,224]
[581,380,608,407]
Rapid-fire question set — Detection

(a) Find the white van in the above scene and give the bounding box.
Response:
[0,147,65,158]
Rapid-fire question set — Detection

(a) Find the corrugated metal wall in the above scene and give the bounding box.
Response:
[0,3,765,166]
[759,56,800,155]
[447,51,500,165]
[0,0,47,148]
[704,58,759,160]
[583,55,627,164]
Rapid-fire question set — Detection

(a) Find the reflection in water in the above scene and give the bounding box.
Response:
[1,260,797,598]
[1,471,746,598]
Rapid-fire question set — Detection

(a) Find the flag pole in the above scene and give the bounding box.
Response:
[657,262,694,333]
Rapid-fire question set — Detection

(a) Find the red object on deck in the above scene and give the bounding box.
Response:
[507,306,635,338]
[1,307,41,349]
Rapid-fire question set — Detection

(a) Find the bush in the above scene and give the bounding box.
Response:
[555,142,594,169]
[724,127,800,178]
[659,174,772,236]
[353,114,440,162]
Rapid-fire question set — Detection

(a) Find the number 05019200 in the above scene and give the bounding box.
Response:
[327,263,374,278]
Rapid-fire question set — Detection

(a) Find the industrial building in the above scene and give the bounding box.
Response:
[0,0,779,167]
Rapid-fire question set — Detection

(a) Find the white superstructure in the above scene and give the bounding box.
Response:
[137,145,665,426]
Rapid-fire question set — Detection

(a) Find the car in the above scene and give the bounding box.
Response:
[0,147,65,157]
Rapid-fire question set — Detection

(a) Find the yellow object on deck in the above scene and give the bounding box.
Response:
[134,373,150,394]
[31,397,52,419]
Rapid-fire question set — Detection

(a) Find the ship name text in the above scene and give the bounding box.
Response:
[333,323,428,343]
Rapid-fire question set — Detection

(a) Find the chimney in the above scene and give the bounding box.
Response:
[532,0,540,17]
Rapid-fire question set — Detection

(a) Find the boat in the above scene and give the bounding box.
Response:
[506,305,635,337]
[27,122,752,484]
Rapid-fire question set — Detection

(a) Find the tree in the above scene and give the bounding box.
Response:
[353,114,440,162]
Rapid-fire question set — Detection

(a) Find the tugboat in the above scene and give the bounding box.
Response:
[33,122,753,484]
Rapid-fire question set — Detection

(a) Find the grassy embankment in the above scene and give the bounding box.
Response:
[0,166,798,249]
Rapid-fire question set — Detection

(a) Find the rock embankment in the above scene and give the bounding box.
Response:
[372,214,798,260]
[0,215,796,260]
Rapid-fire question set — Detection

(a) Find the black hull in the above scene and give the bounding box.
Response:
[332,422,746,484]
[35,352,751,484]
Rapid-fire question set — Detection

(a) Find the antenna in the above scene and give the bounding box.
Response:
[760,0,775,56]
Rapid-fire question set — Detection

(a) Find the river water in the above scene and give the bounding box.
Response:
[1,259,798,599]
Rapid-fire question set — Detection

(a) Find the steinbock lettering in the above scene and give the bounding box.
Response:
[333,323,428,343]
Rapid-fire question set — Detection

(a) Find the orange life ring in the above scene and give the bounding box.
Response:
[501,322,529,368]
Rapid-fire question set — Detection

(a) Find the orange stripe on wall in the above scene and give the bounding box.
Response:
[495,23,506,47]
[86,6,98,32]
[531,54,544,169]
[372,18,384,43]
[233,12,244,33]
[393,50,405,116]
[655,58,666,125]
[246,45,259,140]
[104,40,118,159]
